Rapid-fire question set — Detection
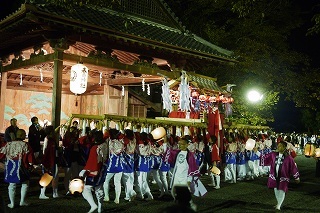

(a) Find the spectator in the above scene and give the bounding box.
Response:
[4,118,18,142]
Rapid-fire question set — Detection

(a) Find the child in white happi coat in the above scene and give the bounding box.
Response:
[134,132,153,200]
[121,129,137,201]
[236,141,247,181]
[224,141,237,183]
[103,129,124,204]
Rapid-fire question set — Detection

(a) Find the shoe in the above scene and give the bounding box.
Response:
[114,198,119,204]
[214,186,220,189]
[39,194,49,199]
[158,192,165,198]
[103,195,109,202]
[7,204,14,209]
[145,192,153,201]
[130,191,136,201]
[53,193,59,198]
[20,202,29,206]
[88,205,98,213]
[208,183,216,187]
[124,197,130,201]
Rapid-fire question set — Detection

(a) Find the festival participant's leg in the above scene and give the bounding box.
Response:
[103,173,114,201]
[82,185,98,213]
[274,188,286,210]
[159,171,169,195]
[64,167,72,194]
[151,169,164,197]
[128,172,137,200]
[94,184,104,213]
[39,187,49,199]
[113,172,123,204]
[8,183,16,208]
[52,164,60,198]
[142,172,153,200]
[20,181,29,206]
[214,174,220,189]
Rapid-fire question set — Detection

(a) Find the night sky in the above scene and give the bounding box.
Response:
[0,0,319,133]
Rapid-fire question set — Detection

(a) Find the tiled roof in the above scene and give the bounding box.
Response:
[188,73,226,93]
[0,0,236,63]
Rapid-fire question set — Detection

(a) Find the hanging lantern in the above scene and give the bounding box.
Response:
[39,173,53,187]
[245,138,256,151]
[304,142,316,158]
[70,63,89,95]
[151,127,166,140]
[69,178,84,194]
[211,166,221,175]
[315,148,320,158]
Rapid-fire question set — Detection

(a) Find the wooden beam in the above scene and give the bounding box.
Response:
[107,77,162,85]
[63,53,180,79]
[2,54,55,72]
[8,68,101,84]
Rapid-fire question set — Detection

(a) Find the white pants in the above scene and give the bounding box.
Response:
[274,188,286,210]
[104,172,123,201]
[82,184,104,213]
[135,171,152,196]
[236,164,246,179]
[224,164,236,183]
[122,172,136,199]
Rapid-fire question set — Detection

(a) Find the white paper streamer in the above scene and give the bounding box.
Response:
[142,78,145,91]
[40,69,43,82]
[122,86,125,96]
[161,78,172,112]
[20,74,23,85]
[179,71,190,111]
[147,84,150,95]
[99,72,102,86]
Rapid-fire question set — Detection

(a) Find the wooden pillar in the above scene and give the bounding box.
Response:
[103,82,110,114]
[121,86,129,116]
[0,65,7,132]
[51,49,63,129]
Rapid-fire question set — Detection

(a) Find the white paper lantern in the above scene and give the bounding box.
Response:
[314,148,320,158]
[70,63,88,95]
[151,127,166,140]
[39,173,53,187]
[69,178,84,194]
[211,166,221,175]
[245,138,256,150]
[304,143,316,157]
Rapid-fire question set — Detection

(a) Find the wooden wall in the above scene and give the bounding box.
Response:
[2,86,148,133]
[2,89,116,133]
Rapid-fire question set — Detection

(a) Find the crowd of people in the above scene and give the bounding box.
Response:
[0,117,310,212]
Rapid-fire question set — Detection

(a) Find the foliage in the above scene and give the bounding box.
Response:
[166,0,319,130]
[301,108,320,135]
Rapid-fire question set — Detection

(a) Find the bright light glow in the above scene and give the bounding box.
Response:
[247,90,263,102]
